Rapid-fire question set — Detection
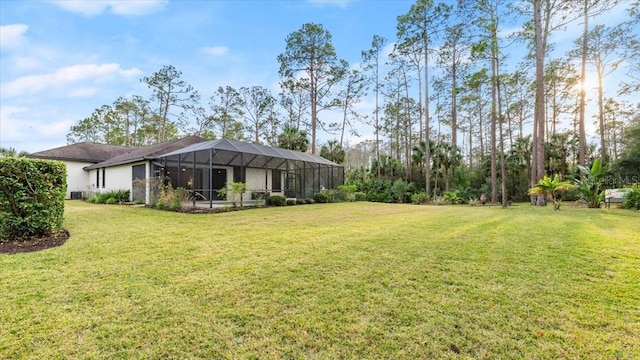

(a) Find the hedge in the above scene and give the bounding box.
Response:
[0,158,67,240]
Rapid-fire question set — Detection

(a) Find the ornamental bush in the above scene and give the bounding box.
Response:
[622,186,640,210]
[267,195,286,206]
[0,158,67,240]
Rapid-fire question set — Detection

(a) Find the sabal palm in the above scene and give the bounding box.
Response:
[320,140,345,164]
[278,125,309,152]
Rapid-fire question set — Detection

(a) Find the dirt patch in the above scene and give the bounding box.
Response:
[0,230,70,255]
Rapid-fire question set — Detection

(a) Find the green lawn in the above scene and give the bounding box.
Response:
[1,201,639,359]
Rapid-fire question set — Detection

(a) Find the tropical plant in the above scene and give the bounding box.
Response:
[320,140,346,164]
[277,125,309,152]
[575,158,606,208]
[443,190,462,205]
[528,175,576,211]
[390,179,409,203]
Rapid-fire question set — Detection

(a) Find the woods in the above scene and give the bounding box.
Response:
[65,0,640,204]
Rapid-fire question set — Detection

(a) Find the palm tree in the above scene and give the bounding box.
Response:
[0,147,28,158]
[277,125,309,152]
[320,140,345,164]
[528,174,575,211]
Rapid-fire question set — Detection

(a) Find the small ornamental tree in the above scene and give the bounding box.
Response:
[528,175,575,211]
[0,158,67,239]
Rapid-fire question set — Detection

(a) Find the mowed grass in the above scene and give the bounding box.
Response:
[1,202,639,359]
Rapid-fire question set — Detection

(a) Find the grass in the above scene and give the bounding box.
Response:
[1,201,639,359]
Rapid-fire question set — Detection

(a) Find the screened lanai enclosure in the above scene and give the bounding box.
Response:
[157,139,344,207]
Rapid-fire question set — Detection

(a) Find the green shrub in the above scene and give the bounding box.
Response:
[267,195,286,206]
[296,198,305,205]
[305,198,315,204]
[313,192,328,203]
[444,191,462,204]
[354,192,367,201]
[0,158,66,239]
[94,193,109,204]
[622,186,640,210]
[87,196,97,203]
[286,199,296,206]
[337,184,357,201]
[391,179,409,203]
[364,179,392,203]
[411,191,427,204]
[105,197,117,204]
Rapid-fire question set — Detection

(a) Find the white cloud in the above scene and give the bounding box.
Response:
[10,56,41,72]
[1,63,143,97]
[0,24,28,49]
[0,105,76,152]
[201,46,229,57]
[49,0,167,16]
[69,87,100,97]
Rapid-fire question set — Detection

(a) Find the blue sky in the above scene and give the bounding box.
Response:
[0,0,635,153]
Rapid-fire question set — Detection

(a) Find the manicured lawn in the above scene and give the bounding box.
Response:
[1,201,639,359]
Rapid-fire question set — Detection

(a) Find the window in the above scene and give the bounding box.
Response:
[96,169,99,188]
[233,166,245,183]
[101,168,105,188]
[272,169,281,191]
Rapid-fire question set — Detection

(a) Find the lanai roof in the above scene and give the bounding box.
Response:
[28,142,132,163]
[85,135,207,169]
[160,139,340,166]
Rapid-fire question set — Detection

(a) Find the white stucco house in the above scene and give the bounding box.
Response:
[28,136,344,207]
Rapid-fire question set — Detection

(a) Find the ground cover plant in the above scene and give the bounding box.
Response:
[1,201,639,359]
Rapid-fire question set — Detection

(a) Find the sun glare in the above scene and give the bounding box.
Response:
[576,75,600,92]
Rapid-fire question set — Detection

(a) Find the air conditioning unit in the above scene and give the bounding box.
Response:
[70,191,83,200]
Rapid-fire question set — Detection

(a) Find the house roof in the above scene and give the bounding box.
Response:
[28,142,133,163]
[85,135,207,169]
[160,138,341,166]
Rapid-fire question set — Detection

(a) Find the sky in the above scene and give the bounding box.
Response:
[0,0,636,154]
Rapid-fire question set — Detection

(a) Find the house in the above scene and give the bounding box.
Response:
[28,136,206,201]
[28,142,134,199]
[29,137,344,206]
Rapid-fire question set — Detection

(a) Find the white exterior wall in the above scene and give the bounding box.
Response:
[87,162,148,201]
[245,168,268,192]
[64,161,93,199]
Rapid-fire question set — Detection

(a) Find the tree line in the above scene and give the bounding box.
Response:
[66,0,640,204]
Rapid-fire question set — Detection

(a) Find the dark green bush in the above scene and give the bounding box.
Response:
[286,199,296,206]
[267,195,286,206]
[295,198,305,205]
[0,158,66,239]
[313,192,328,203]
[105,197,117,204]
[622,187,640,210]
[305,198,315,204]
[354,192,367,201]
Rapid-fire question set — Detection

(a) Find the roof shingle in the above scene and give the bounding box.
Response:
[85,135,207,169]
[28,143,133,163]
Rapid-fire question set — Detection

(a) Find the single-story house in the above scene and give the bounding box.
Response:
[29,137,344,206]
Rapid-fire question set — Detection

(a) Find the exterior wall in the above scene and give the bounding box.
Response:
[64,161,93,199]
[245,168,268,192]
[88,161,148,201]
